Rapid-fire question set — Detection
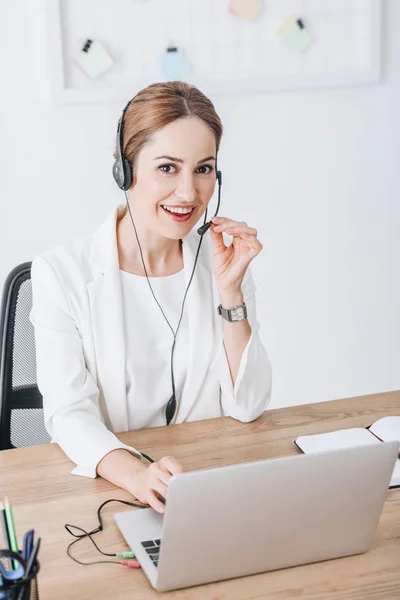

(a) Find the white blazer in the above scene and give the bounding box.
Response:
[30,204,272,478]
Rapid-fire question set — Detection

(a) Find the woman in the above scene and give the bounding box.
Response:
[30,81,272,514]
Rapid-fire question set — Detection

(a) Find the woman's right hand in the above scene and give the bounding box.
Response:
[130,456,185,514]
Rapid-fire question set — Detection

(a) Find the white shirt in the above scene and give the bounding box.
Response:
[29,204,272,478]
[119,268,189,430]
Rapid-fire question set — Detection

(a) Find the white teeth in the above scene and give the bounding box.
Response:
[163,206,194,214]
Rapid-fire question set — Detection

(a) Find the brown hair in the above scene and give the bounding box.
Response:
[116,81,223,167]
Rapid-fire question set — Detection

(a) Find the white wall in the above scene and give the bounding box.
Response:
[1,0,399,409]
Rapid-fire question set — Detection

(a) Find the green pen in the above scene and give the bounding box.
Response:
[4,497,19,569]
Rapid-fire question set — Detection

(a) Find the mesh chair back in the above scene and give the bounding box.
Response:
[0,262,50,450]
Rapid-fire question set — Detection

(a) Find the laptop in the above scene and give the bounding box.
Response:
[114,442,399,592]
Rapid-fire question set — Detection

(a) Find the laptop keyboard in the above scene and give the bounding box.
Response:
[141,539,161,568]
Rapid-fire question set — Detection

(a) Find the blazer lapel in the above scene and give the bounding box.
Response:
[175,232,217,423]
[87,205,129,433]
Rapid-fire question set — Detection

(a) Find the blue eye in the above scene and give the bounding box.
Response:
[197,164,214,174]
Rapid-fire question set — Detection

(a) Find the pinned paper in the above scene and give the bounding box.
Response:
[277,17,313,53]
[230,0,263,22]
[74,39,114,78]
[160,46,189,81]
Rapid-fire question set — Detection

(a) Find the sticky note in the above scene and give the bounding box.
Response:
[230,0,263,22]
[74,39,114,78]
[161,47,189,81]
[277,17,313,53]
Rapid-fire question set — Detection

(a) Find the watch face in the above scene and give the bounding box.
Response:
[232,307,244,321]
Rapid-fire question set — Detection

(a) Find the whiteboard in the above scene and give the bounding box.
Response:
[47,0,382,104]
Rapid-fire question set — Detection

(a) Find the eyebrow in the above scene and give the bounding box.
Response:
[153,155,216,165]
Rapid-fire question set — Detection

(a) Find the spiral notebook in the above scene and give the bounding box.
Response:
[295,416,400,489]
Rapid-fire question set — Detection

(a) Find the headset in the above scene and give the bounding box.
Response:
[112,95,222,425]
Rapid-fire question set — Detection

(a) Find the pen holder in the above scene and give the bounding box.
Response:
[0,550,40,600]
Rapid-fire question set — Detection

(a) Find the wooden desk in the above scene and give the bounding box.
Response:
[1,391,400,599]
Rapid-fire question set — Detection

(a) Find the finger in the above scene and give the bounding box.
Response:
[231,237,262,259]
[239,235,263,252]
[210,226,227,254]
[249,236,263,252]
[147,490,166,514]
[212,219,247,231]
[211,216,229,223]
[242,240,263,257]
[222,226,258,237]
[242,233,262,244]
[150,477,169,500]
[152,466,172,486]
[159,456,185,476]
[211,216,246,225]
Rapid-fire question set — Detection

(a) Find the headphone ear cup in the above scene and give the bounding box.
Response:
[112,160,124,190]
[112,157,133,191]
[122,157,133,190]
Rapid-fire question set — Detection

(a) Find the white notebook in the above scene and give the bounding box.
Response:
[295,416,400,488]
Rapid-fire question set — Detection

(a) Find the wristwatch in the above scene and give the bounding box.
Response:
[217,303,248,322]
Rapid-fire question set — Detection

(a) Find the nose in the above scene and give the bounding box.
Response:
[174,172,196,204]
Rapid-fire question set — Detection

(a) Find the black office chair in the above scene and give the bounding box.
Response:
[0,262,50,450]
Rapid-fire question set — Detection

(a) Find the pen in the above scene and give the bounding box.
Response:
[0,500,12,569]
[4,497,18,569]
[24,538,41,579]
[22,529,34,562]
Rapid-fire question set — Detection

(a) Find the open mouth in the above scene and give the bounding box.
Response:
[161,205,196,222]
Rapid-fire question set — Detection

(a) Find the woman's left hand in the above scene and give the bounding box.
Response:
[210,216,263,299]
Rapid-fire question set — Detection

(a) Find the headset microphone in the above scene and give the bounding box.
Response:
[197,170,222,236]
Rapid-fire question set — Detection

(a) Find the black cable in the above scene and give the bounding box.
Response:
[66,529,119,566]
[65,183,210,563]
[65,498,147,565]
[123,190,207,425]
[124,192,176,337]
[65,455,155,566]
[140,452,155,464]
[168,217,206,420]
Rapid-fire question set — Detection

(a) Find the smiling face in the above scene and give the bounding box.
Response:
[128,116,218,240]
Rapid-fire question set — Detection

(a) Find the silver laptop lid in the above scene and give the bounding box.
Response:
[154,442,398,591]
